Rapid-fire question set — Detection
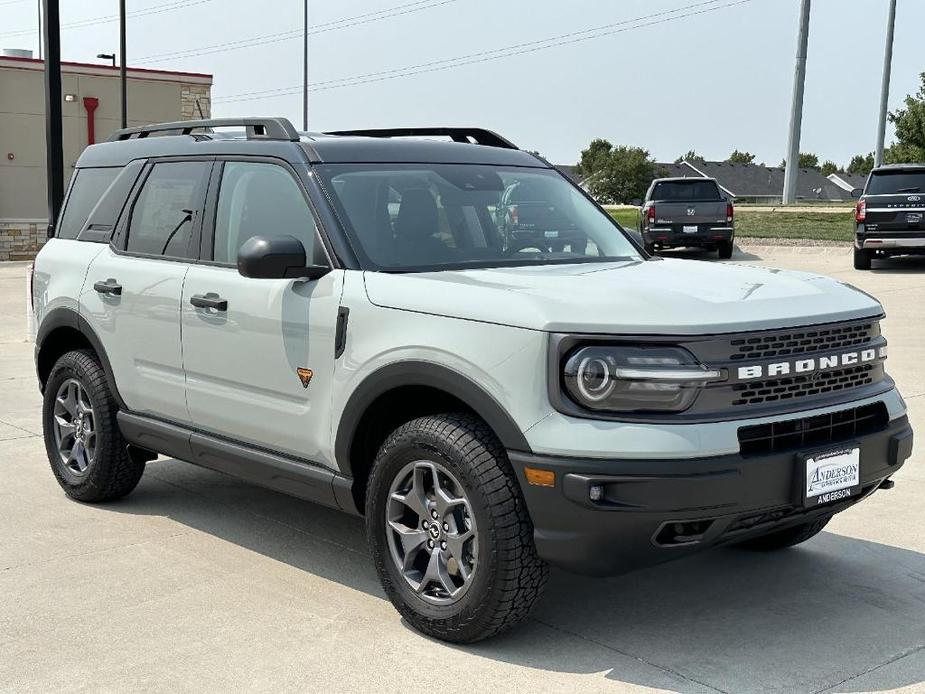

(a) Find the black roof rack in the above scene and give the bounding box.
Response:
[108,117,300,143]
[323,127,518,150]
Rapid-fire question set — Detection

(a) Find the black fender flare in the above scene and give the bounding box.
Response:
[36,306,126,409]
[334,361,533,474]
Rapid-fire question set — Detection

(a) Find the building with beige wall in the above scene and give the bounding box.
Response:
[0,52,212,260]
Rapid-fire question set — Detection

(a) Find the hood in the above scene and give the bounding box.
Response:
[363,258,883,335]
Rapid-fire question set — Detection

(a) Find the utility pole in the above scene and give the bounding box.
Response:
[119,0,127,129]
[782,0,811,205]
[875,0,897,167]
[37,0,42,59]
[42,0,63,236]
[303,0,309,131]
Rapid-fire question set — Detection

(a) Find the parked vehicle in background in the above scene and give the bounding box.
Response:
[639,177,734,258]
[495,177,588,254]
[853,164,925,270]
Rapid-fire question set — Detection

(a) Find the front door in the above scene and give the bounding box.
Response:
[181,159,341,466]
[80,159,212,422]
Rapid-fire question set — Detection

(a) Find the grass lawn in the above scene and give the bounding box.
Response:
[607,208,854,242]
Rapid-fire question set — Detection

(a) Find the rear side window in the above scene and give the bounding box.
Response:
[866,171,925,196]
[126,161,210,258]
[57,168,120,239]
[651,180,722,201]
[212,161,321,264]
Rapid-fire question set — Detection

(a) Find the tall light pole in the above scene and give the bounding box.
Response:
[875,0,897,167]
[303,0,309,131]
[782,0,811,205]
[97,52,116,68]
[42,0,64,236]
[119,0,127,129]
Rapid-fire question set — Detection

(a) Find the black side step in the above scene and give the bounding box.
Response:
[117,412,359,514]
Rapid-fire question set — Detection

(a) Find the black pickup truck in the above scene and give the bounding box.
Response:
[854,164,925,269]
[637,177,734,258]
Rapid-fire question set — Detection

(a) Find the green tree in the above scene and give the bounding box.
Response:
[584,145,660,204]
[887,73,925,162]
[779,153,820,169]
[576,138,614,178]
[820,160,838,176]
[847,153,875,174]
[674,149,705,164]
[727,150,755,164]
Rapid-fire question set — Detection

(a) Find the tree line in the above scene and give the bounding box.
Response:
[573,72,925,204]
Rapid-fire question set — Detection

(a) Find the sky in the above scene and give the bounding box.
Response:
[2,0,923,167]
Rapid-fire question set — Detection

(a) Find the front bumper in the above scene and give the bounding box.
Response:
[644,226,733,248]
[510,414,913,576]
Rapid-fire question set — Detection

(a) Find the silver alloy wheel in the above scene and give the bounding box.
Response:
[386,460,478,604]
[52,378,97,476]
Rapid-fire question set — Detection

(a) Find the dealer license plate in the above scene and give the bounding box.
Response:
[803,447,861,507]
[682,225,699,234]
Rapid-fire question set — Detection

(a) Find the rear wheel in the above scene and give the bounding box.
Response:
[735,516,831,551]
[42,350,145,502]
[718,240,734,259]
[366,413,548,643]
[853,246,872,270]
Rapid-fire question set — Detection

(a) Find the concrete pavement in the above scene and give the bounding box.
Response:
[1,248,923,694]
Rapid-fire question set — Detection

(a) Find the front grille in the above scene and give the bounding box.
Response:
[737,402,889,456]
[728,322,876,361]
[731,364,875,407]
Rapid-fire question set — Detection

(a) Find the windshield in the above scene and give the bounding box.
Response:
[651,180,722,201]
[316,164,640,271]
[867,170,925,195]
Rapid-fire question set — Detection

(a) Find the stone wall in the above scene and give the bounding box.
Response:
[181,84,212,120]
[0,221,46,261]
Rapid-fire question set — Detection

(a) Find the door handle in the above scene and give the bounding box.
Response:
[190,293,228,311]
[93,279,122,296]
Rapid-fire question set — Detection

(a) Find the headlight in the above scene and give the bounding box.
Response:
[563,345,722,413]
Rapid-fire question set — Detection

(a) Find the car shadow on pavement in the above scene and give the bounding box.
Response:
[868,255,925,274]
[114,459,925,694]
[656,247,764,262]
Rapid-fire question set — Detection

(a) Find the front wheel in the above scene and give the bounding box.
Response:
[366,413,548,643]
[735,515,831,551]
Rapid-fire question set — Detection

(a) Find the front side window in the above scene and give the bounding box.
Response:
[213,161,320,264]
[317,164,639,271]
[126,161,209,258]
[57,167,120,239]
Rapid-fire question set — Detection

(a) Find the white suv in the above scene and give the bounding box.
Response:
[32,118,913,643]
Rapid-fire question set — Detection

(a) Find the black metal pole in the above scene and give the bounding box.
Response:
[42,0,63,237]
[119,0,127,129]
[302,0,308,131]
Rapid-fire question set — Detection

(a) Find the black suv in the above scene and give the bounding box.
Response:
[854,163,925,269]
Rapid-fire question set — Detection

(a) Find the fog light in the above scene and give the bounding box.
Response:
[589,484,604,501]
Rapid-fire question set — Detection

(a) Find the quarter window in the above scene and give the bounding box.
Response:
[126,161,209,258]
[57,168,120,239]
[213,161,320,265]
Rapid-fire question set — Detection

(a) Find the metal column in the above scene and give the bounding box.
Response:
[42,0,64,237]
[782,0,811,205]
[875,0,897,167]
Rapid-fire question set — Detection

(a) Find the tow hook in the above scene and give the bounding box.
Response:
[879,478,895,490]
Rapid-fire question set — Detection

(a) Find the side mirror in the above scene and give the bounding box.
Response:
[237,235,329,280]
[629,198,643,207]
[850,188,863,199]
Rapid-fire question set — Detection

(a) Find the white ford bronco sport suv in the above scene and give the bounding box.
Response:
[33,118,914,643]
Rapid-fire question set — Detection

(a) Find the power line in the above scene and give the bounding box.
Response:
[135,0,458,64]
[213,0,754,104]
[0,0,215,39]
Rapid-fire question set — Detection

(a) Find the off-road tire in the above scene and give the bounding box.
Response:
[718,240,734,259]
[366,413,548,643]
[735,515,831,551]
[853,246,872,270]
[43,349,145,502]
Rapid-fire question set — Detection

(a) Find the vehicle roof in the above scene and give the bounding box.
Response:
[76,131,547,169]
[650,176,719,184]
[871,163,925,172]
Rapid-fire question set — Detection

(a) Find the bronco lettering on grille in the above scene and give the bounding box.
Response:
[737,347,885,381]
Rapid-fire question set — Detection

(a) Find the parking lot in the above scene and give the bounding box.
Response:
[1,246,923,694]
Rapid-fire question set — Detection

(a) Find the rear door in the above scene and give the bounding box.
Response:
[180,158,342,465]
[863,169,925,233]
[80,159,212,421]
